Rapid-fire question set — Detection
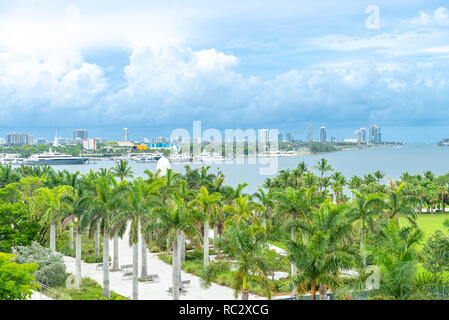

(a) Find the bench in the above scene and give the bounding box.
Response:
[180,280,191,288]
[120,264,133,271]
[141,274,159,282]
[96,262,112,270]
[167,287,187,295]
[122,271,133,280]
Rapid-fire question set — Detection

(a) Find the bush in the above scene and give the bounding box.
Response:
[0,252,39,300]
[13,241,67,287]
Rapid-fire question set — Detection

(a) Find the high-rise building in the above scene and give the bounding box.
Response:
[124,128,129,142]
[258,129,269,151]
[278,133,284,143]
[6,133,34,145]
[320,127,327,142]
[307,125,313,142]
[360,128,367,142]
[286,132,294,142]
[73,129,88,140]
[370,125,380,143]
[37,138,48,145]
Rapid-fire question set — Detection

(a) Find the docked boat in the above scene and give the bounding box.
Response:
[26,150,88,165]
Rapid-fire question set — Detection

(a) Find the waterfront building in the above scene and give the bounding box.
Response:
[360,128,367,142]
[320,127,327,142]
[83,139,97,151]
[307,125,313,142]
[73,129,88,140]
[258,129,269,151]
[278,133,284,143]
[124,128,129,142]
[36,138,48,145]
[6,132,34,145]
[286,132,294,142]
[0,137,5,145]
[370,125,381,143]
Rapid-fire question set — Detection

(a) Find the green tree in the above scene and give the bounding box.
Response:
[421,230,449,282]
[0,252,39,300]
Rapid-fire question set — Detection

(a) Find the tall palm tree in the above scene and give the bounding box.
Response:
[314,158,333,191]
[224,195,263,226]
[149,197,197,300]
[273,187,317,281]
[288,203,355,300]
[110,178,163,300]
[373,170,385,185]
[348,192,385,267]
[383,183,423,227]
[191,186,222,270]
[110,160,135,270]
[59,187,91,288]
[253,188,276,227]
[31,185,73,252]
[202,221,274,300]
[81,176,126,298]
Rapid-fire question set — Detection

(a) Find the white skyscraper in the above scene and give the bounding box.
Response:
[124,128,129,142]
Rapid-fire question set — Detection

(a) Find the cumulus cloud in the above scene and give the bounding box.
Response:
[410,7,449,27]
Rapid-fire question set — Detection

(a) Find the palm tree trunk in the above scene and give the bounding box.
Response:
[361,227,366,267]
[178,231,182,282]
[311,281,316,300]
[180,230,186,263]
[290,227,297,296]
[132,242,138,300]
[204,220,210,270]
[172,228,180,300]
[141,232,148,278]
[112,235,119,270]
[95,223,100,257]
[242,276,249,300]
[102,231,110,299]
[319,284,327,300]
[69,226,74,251]
[50,221,56,252]
[75,224,82,289]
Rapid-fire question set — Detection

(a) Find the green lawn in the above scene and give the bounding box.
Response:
[400,214,449,242]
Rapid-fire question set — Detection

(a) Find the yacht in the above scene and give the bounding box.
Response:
[26,150,88,165]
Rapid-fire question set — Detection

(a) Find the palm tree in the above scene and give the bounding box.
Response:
[202,221,274,300]
[273,187,317,282]
[373,170,385,185]
[110,160,135,270]
[110,178,163,300]
[149,197,197,300]
[224,195,263,226]
[287,203,355,300]
[314,158,333,191]
[383,183,423,227]
[253,188,276,227]
[32,185,73,252]
[59,187,91,288]
[191,186,222,270]
[81,176,126,298]
[348,192,385,267]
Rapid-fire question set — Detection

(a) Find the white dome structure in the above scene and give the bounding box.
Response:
[156,156,171,176]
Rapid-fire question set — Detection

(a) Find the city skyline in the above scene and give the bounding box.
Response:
[0,1,448,143]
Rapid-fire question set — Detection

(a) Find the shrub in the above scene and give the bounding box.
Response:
[13,241,67,287]
[0,252,39,300]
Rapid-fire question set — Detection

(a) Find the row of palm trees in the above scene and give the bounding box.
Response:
[1,158,447,300]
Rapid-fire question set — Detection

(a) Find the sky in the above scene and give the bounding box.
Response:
[1,0,449,142]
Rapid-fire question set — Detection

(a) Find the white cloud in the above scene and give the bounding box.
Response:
[410,7,449,27]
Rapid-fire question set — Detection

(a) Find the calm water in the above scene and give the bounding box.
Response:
[46,144,449,194]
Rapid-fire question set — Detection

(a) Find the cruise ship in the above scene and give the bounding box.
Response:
[26,150,88,165]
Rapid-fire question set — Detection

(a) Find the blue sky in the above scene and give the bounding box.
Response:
[1,0,449,142]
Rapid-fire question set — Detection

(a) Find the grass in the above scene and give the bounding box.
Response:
[43,276,129,300]
[399,213,449,245]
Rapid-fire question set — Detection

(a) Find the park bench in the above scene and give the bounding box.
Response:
[120,264,133,271]
[167,287,187,295]
[141,274,159,282]
[180,280,191,288]
[122,271,133,280]
[96,262,111,270]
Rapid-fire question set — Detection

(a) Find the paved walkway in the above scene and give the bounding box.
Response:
[63,227,266,300]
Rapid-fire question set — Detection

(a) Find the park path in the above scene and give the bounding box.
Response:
[63,226,266,300]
